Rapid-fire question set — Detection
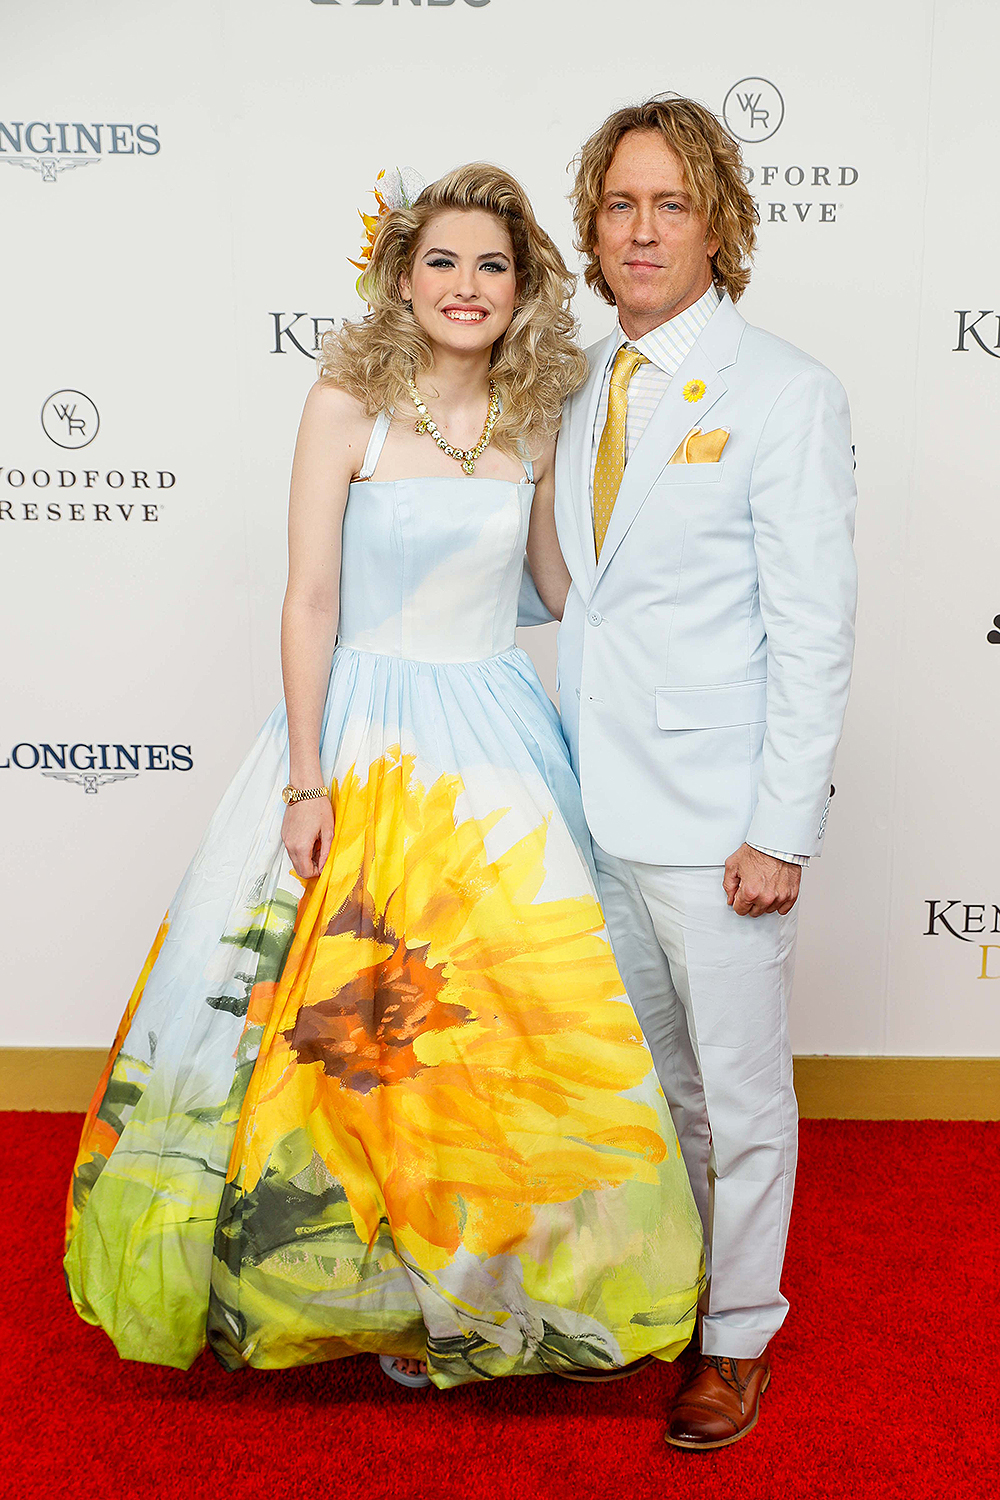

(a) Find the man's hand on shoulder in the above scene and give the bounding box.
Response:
[723,844,801,917]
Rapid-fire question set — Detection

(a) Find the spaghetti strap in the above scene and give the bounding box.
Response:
[522,456,534,483]
[357,411,392,481]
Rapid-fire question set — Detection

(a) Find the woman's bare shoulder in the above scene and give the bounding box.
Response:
[294,381,375,481]
[301,378,370,433]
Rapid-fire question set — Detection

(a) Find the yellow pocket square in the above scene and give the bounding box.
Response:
[669,426,729,465]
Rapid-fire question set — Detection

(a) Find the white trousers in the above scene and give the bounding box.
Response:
[593,848,799,1359]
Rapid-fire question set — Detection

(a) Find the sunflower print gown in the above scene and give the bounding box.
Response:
[64,416,705,1387]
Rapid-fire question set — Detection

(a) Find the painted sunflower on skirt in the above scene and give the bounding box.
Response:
[226,745,667,1269]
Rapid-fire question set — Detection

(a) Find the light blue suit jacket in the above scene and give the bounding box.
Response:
[523,293,858,865]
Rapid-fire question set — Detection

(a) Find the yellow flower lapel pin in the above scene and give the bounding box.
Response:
[682,378,707,403]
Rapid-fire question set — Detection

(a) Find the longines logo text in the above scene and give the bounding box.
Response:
[2,741,194,794]
[0,121,160,183]
[924,899,1000,979]
[953,310,1000,357]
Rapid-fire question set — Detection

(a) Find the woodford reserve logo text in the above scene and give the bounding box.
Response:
[722,78,859,225]
[1,388,175,522]
[925,900,1000,979]
[1,741,193,793]
[0,475,172,523]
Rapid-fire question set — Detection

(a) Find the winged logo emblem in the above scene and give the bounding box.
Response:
[0,156,102,184]
[42,771,138,794]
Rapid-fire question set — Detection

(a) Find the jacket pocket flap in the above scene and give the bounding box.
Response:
[655,679,767,730]
[651,462,726,486]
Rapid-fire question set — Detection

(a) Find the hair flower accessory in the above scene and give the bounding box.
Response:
[349,166,425,296]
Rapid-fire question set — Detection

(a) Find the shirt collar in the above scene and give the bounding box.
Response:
[611,282,721,375]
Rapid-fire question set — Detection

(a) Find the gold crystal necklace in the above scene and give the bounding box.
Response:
[407,376,500,476]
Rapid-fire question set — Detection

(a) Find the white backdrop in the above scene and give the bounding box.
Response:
[2,0,998,1056]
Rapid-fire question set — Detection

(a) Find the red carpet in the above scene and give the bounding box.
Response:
[3,1115,997,1500]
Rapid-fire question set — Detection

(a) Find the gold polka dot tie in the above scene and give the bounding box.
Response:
[593,345,649,560]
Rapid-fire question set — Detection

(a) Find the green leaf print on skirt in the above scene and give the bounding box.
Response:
[64,884,303,1368]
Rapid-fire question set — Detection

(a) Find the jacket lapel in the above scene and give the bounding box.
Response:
[592,295,747,589]
[556,329,619,594]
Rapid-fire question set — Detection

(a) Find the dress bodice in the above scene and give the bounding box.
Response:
[336,414,535,664]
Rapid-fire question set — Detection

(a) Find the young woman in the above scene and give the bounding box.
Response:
[64,164,704,1390]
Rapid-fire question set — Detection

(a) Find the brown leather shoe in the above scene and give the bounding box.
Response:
[665,1351,771,1450]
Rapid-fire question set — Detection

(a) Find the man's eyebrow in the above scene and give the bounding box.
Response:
[602,187,691,202]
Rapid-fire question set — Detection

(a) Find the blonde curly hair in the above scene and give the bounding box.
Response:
[571,95,758,304]
[320,163,588,455]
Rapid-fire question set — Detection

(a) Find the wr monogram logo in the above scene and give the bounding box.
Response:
[40,390,100,450]
[723,79,785,144]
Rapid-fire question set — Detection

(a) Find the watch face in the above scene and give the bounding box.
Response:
[282,784,294,805]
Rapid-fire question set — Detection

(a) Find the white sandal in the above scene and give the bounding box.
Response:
[378,1354,432,1389]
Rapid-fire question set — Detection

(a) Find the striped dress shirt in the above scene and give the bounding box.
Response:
[589,282,808,867]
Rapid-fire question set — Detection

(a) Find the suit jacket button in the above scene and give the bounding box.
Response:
[588,610,603,626]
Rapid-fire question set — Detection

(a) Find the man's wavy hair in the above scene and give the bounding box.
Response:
[320,163,588,454]
[571,95,758,304]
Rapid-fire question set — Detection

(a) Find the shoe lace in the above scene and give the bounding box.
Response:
[704,1355,749,1408]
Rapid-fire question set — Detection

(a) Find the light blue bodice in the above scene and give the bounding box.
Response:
[337,412,535,664]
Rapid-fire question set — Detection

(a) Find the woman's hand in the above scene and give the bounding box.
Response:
[281,796,335,879]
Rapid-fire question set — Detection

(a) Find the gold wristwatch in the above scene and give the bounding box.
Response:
[281,783,328,806]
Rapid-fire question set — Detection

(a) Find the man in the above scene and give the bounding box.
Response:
[523,96,857,1448]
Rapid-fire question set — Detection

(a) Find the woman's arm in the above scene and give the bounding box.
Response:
[524,437,571,620]
[280,380,369,878]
